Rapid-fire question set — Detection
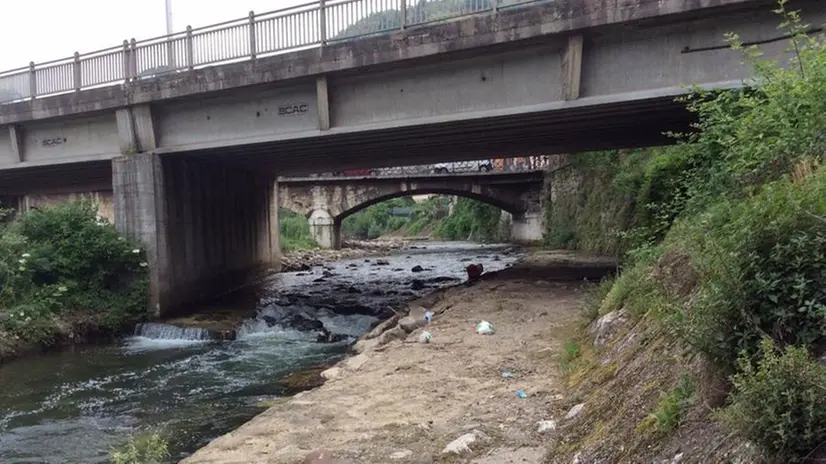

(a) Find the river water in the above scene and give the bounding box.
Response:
[0,242,519,463]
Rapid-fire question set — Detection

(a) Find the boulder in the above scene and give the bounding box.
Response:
[377,326,407,346]
[330,304,375,316]
[287,314,325,332]
[593,309,627,347]
[411,265,424,272]
[442,433,477,454]
[442,430,488,454]
[565,403,584,419]
[399,316,427,333]
[321,367,342,380]
[537,420,557,433]
[426,276,459,284]
[353,337,378,354]
[364,315,400,339]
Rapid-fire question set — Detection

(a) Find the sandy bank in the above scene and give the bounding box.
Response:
[183,250,615,464]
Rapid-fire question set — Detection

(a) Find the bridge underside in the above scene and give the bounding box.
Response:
[0,92,690,196]
[5,0,809,316]
[171,95,690,176]
[0,93,687,315]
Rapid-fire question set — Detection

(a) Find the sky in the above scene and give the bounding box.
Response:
[0,0,305,71]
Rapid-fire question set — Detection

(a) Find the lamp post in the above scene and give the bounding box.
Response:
[165,0,176,69]
[165,0,174,34]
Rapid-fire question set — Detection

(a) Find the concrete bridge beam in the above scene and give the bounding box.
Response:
[112,153,280,317]
[309,209,341,249]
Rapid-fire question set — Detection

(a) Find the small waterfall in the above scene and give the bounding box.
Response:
[134,323,216,341]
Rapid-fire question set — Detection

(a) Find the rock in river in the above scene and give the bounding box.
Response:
[399,315,427,333]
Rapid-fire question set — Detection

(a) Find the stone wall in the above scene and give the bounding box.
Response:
[542,153,637,255]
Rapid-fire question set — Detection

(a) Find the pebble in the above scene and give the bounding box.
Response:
[442,433,477,454]
[565,403,584,419]
[389,450,413,460]
[537,420,557,433]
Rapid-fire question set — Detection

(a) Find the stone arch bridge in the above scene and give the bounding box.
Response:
[278,171,544,248]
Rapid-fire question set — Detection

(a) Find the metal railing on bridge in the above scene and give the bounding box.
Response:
[0,0,544,103]
[295,156,550,178]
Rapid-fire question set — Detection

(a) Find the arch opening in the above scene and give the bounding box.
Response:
[339,190,516,243]
[336,188,521,222]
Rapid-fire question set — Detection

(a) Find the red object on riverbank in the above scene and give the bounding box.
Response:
[466,263,484,281]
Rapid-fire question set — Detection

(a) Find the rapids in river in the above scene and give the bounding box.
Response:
[0,242,519,463]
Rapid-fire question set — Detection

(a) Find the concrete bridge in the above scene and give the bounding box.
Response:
[279,170,545,248]
[0,0,817,316]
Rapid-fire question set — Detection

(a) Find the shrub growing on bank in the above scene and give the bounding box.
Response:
[725,340,826,462]
[572,2,826,460]
[435,197,507,242]
[673,170,826,370]
[0,201,148,348]
[279,208,317,250]
[341,197,415,239]
[110,431,170,464]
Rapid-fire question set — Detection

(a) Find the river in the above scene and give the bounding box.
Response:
[0,242,520,463]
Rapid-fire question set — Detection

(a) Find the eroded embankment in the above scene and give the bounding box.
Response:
[543,310,761,463]
[183,250,616,464]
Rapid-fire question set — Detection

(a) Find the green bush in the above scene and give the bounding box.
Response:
[0,201,148,346]
[543,149,654,255]
[725,339,826,462]
[675,170,826,370]
[649,373,695,433]
[407,196,449,236]
[559,341,582,372]
[341,197,416,239]
[570,5,826,461]
[435,197,506,242]
[544,215,576,249]
[110,431,170,464]
[279,208,317,250]
[340,195,505,242]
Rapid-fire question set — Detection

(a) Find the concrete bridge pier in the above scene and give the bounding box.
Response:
[308,209,341,249]
[113,153,281,317]
[510,211,544,244]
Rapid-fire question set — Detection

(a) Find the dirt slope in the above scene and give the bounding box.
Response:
[183,251,615,464]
